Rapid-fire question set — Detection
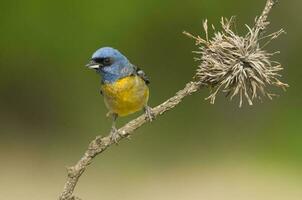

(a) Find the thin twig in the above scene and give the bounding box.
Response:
[59,0,279,199]
[255,0,277,31]
[59,81,202,200]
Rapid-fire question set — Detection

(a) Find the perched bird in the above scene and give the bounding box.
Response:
[86,47,153,142]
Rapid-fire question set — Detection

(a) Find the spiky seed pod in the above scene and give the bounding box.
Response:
[185,17,288,107]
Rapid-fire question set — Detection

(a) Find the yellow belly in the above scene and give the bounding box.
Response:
[101,76,149,117]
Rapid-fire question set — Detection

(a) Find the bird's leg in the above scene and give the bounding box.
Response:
[109,113,120,143]
[144,105,155,122]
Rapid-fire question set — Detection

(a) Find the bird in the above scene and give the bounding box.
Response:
[86,47,153,142]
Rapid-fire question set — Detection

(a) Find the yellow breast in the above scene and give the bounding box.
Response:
[101,76,149,117]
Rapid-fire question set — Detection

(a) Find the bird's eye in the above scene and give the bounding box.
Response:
[92,58,102,63]
[103,57,112,66]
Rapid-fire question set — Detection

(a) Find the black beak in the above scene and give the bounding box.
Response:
[86,60,100,69]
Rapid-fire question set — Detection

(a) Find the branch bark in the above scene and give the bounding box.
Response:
[59,81,202,200]
[255,0,277,31]
[58,1,278,199]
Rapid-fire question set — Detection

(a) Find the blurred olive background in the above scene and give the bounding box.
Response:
[0,0,301,199]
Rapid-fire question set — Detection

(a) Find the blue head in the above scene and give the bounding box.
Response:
[86,47,135,83]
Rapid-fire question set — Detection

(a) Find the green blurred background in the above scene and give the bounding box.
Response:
[0,0,301,199]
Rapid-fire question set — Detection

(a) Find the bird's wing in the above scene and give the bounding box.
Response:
[132,64,150,85]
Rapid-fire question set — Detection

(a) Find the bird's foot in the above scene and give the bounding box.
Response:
[144,106,155,122]
[109,127,121,144]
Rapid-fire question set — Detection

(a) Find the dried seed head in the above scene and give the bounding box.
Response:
[185,17,288,107]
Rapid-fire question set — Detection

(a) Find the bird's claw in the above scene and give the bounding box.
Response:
[110,127,120,144]
[144,106,155,122]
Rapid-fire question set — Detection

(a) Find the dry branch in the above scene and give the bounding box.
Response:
[59,82,201,200]
[59,1,283,199]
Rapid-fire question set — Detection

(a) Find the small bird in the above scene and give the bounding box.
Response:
[86,47,153,142]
